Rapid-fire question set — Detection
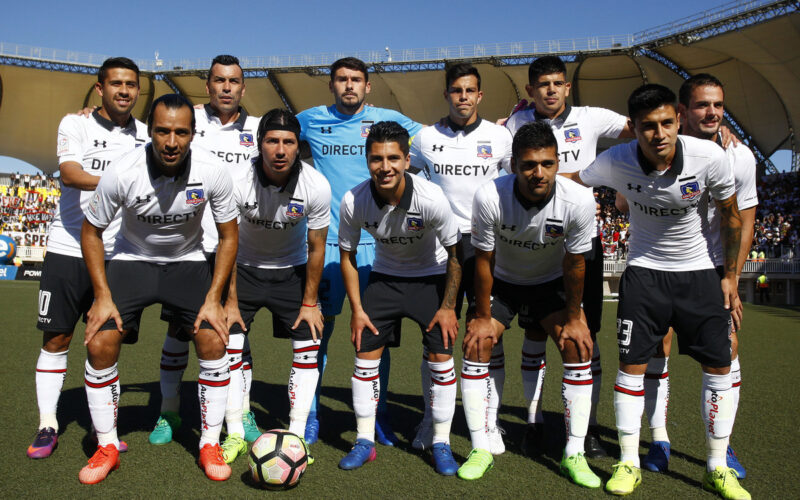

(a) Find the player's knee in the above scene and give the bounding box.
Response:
[42,331,73,352]
[193,330,226,359]
[558,340,582,364]
[86,335,121,369]
[428,352,452,363]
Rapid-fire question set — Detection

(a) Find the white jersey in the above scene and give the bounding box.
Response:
[339,174,460,277]
[506,105,627,175]
[409,117,512,234]
[49,110,148,258]
[193,105,260,253]
[701,137,759,266]
[235,160,331,269]
[86,146,237,263]
[579,135,735,271]
[471,175,595,286]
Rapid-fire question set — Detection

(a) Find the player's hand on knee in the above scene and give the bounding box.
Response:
[224,300,246,333]
[195,300,229,346]
[428,308,458,349]
[84,297,121,346]
[463,317,496,360]
[350,310,378,352]
[557,318,593,363]
[294,304,324,342]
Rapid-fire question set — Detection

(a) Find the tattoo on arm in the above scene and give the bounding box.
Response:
[441,244,462,310]
[563,252,585,320]
[717,194,742,276]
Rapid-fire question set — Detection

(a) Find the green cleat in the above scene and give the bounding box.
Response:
[560,451,602,488]
[220,433,248,464]
[605,461,642,496]
[243,411,261,442]
[457,449,494,480]
[301,438,315,465]
[149,411,181,445]
[703,466,751,500]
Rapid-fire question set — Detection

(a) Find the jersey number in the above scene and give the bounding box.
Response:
[38,290,52,316]
[616,319,633,347]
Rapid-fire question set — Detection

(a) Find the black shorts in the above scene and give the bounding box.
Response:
[100,260,213,341]
[582,236,604,334]
[160,252,218,335]
[616,266,731,367]
[36,252,93,333]
[360,272,452,355]
[456,234,477,319]
[490,277,566,330]
[230,264,314,341]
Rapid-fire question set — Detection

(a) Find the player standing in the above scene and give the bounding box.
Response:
[296,58,423,445]
[150,55,263,450]
[504,56,631,456]
[78,94,238,483]
[460,122,598,484]
[337,121,462,474]
[222,109,330,463]
[565,84,749,498]
[638,74,757,479]
[28,57,147,459]
[408,63,512,453]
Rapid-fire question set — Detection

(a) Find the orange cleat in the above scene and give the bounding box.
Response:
[78,444,120,485]
[198,443,231,481]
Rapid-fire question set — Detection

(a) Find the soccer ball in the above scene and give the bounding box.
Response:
[248,429,308,490]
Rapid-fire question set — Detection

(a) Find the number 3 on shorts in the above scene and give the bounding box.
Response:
[616,318,633,347]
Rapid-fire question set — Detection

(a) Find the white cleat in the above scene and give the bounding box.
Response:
[488,425,506,455]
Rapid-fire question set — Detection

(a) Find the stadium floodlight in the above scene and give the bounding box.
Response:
[385,46,392,62]
[155,50,163,68]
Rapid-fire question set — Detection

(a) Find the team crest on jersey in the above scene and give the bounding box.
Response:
[680,181,701,200]
[564,128,581,143]
[545,224,564,238]
[239,133,254,146]
[286,202,304,218]
[186,189,205,205]
[477,142,493,158]
[407,217,424,231]
[361,121,374,137]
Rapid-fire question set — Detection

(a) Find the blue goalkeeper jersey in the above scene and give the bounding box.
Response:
[298,104,422,244]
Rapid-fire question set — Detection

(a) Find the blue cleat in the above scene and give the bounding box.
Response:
[431,443,459,476]
[727,446,746,479]
[375,412,399,447]
[339,439,377,470]
[642,440,670,472]
[304,413,320,445]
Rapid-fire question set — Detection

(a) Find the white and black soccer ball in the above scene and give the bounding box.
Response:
[248,429,308,490]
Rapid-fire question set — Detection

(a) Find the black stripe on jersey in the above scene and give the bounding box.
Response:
[187,182,203,187]
[678,176,696,181]
[135,138,146,143]
[407,211,421,216]
[546,218,563,223]
[290,197,304,202]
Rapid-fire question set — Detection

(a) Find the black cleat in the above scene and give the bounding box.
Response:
[521,423,545,457]
[584,426,609,459]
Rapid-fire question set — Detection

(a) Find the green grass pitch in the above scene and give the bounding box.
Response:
[2,280,798,498]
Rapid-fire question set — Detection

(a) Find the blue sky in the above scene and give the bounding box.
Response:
[0,0,791,173]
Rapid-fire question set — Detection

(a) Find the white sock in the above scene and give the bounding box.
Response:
[488,341,505,429]
[644,356,670,443]
[730,356,741,426]
[242,338,253,414]
[36,349,68,431]
[461,359,491,451]
[198,356,230,448]
[225,333,245,437]
[84,360,120,449]
[562,361,593,457]
[288,339,320,436]
[352,357,380,443]
[521,339,547,424]
[614,370,644,467]
[420,347,431,425]
[429,358,456,445]
[159,335,189,414]
[589,342,602,426]
[702,371,733,471]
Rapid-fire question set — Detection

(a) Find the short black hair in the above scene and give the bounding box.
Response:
[330,57,369,82]
[445,63,481,90]
[365,121,409,157]
[679,73,724,107]
[147,94,196,135]
[207,54,243,82]
[98,57,139,84]
[528,56,567,84]
[627,84,677,122]
[512,121,558,159]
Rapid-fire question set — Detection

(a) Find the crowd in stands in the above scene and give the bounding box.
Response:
[0,173,60,247]
[0,169,797,259]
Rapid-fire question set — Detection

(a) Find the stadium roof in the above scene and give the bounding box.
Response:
[0,0,798,174]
